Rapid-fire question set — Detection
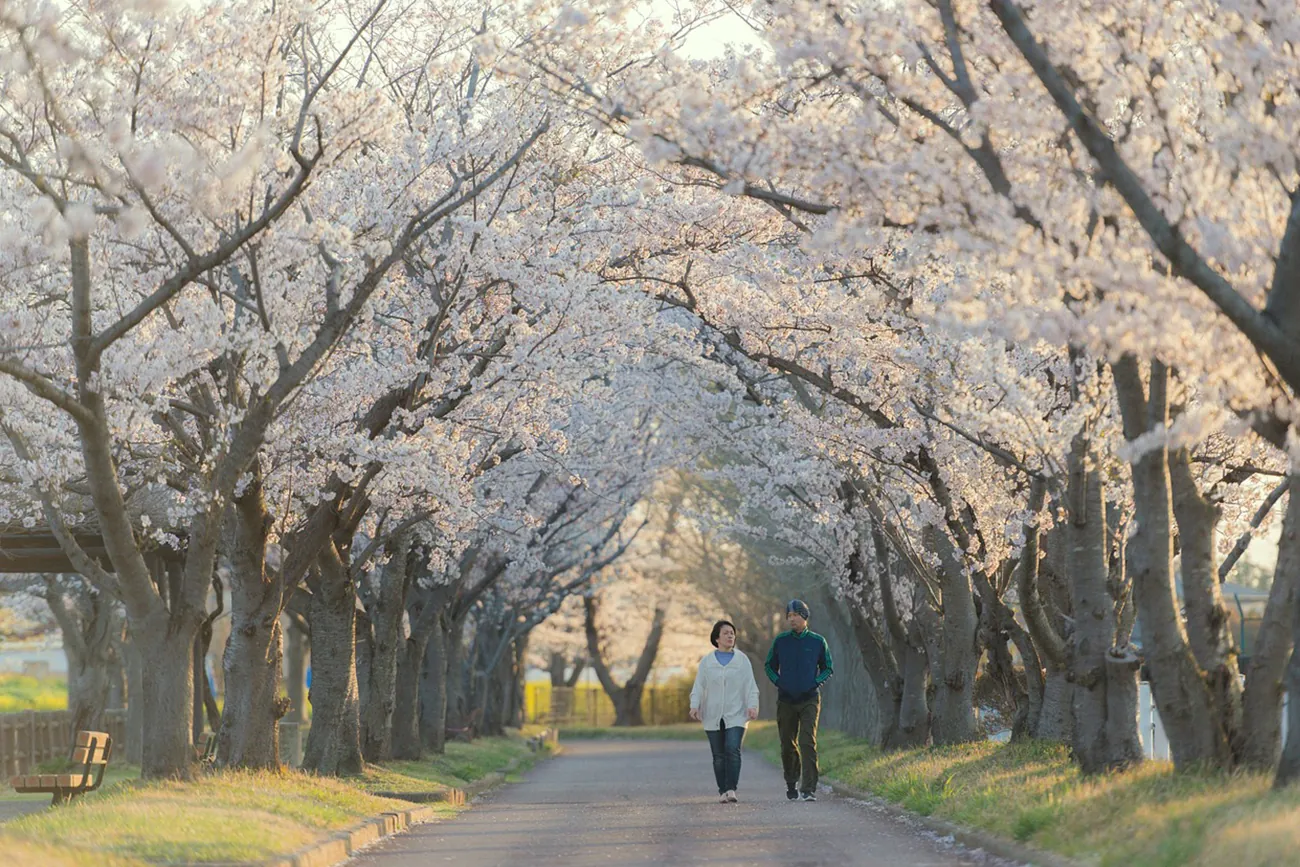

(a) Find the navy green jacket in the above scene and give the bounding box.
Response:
[764,628,833,703]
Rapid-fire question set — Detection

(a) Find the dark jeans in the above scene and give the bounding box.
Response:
[705,723,746,794]
[777,695,821,793]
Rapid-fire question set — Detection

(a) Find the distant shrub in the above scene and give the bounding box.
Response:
[0,673,67,711]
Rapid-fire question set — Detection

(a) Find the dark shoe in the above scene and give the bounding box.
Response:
[799,791,817,802]
[786,786,798,800]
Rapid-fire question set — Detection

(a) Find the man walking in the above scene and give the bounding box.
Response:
[764,599,833,801]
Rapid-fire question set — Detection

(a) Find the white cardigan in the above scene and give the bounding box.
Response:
[689,650,761,731]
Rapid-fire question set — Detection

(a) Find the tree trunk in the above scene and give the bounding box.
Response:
[136,609,201,779]
[1271,483,1300,785]
[1170,447,1244,758]
[192,636,206,745]
[216,614,283,769]
[847,598,904,747]
[584,597,665,727]
[217,479,288,769]
[107,649,126,712]
[509,635,528,728]
[1242,480,1298,770]
[124,628,144,765]
[360,539,412,764]
[285,619,308,724]
[873,524,932,748]
[393,630,431,759]
[482,651,513,736]
[925,528,979,745]
[414,588,462,755]
[1113,356,1228,770]
[53,587,121,741]
[1014,479,1074,742]
[609,685,646,726]
[548,652,569,688]
[301,546,363,776]
[1277,595,1300,785]
[443,613,470,734]
[1039,670,1075,743]
[1067,432,1143,774]
[66,640,113,738]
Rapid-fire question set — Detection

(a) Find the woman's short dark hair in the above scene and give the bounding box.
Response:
[710,619,737,648]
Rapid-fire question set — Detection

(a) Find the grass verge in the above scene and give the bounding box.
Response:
[0,764,141,804]
[559,723,701,740]
[358,736,543,796]
[0,733,544,865]
[745,725,1300,867]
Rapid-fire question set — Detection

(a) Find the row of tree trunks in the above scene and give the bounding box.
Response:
[391,580,456,760]
[814,587,879,740]
[1113,356,1300,776]
[479,635,528,736]
[1014,481,1074,744]
[1113,357,1228,770]
[847,521,930,750]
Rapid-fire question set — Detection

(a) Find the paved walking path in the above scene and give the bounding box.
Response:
[352,739,1009,867]
[0,798,47,823]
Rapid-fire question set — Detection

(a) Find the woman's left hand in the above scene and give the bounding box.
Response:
[746,707,759,721]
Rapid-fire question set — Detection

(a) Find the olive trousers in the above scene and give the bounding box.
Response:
[776,694,821,794]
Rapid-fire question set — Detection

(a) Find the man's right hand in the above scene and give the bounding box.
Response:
[688,708,701,721]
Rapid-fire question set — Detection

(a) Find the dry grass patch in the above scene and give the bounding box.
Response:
[0,769,412,865]
[746,726,1300,867]
[0,840,148,867]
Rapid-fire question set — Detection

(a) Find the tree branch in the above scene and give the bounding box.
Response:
[988,0,1300,392]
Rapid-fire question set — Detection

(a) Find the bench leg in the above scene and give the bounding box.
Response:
[51,790,73,807]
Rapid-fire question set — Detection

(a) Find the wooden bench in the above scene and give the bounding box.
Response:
[9,730,112,805]
[196,731,217,765]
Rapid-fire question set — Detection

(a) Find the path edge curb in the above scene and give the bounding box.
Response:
[822,778,1084,867]
[259,804,441,867]
[191,731,562,867]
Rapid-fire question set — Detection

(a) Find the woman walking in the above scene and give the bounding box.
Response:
[689,619,760,802]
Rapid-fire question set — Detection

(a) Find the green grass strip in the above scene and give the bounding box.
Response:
[0,735,541,865]
[744,725,1300,867]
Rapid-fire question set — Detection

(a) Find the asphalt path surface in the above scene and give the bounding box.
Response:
[351,739,1008,867]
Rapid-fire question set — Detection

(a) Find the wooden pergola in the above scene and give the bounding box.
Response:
[0,526,184,574]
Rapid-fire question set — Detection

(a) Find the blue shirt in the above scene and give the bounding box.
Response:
[714,650,735,666]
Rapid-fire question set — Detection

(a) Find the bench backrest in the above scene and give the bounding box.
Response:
[72,730,113,765]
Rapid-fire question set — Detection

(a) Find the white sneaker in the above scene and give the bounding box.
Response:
[726,790,738,802]
[719,792,729,803]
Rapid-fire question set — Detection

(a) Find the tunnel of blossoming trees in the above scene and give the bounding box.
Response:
[2,0,1300,807]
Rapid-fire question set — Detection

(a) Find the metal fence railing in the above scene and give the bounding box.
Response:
[0,709,128,777]
[1137,682,1289,761]
[525,683,692,727]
